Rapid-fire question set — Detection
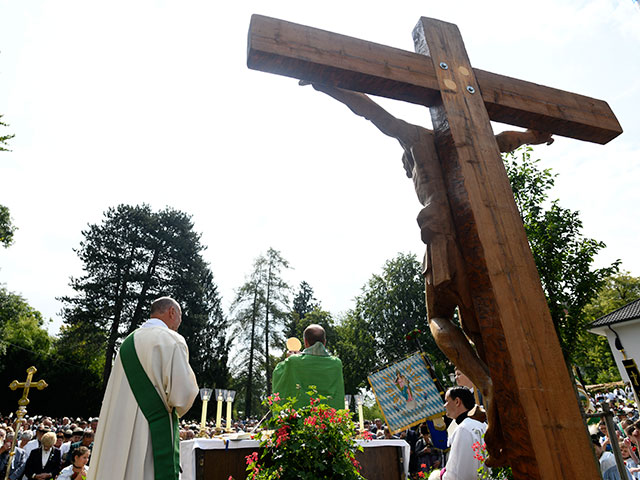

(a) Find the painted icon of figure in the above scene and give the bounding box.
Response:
[394,370,417,410]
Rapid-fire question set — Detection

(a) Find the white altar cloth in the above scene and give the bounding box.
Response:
[180,438,410,480]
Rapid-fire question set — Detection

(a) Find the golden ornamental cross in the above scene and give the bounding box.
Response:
[9,366,48,407]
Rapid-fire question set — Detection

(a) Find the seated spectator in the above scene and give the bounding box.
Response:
[415,423,441,473]
[18,431,32,449]
[59,430,73,463]
[24,431,61,480]
[592,434,634,480]
[620,441,640,479]
[57,446,90,480]
[0,432,27,480]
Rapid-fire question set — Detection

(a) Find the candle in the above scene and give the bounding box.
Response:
[226,396,233,432]
[200,398,208,432]
[215,393,223,430]
[357,403,364,433]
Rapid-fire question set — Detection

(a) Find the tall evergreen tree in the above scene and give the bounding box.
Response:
[60,204,228,392]
[1,114,16,247]
[262,248,290,394]
[230,248,290,416]
[230,255,266,418]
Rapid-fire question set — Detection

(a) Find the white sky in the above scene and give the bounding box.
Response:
[0,0,638,335]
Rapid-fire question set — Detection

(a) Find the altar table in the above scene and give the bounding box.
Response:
[180,438,410,480]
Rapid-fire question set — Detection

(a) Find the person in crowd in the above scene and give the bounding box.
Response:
[24,431,61,480]
[592,434,634,480]
[620,440,640,479]
[54,431,64,449]
[415,422,441,473]
[0,431,27,480]
[87,297,199,480]
[441,386,486,480]
[18,431,33,450]
[59,430,73,464]
[370,418,384,435]
[23,425,47,458]
[88,419,98,434]
[272,324,345,411]
[57,446,90,480]
[70,430,82,445]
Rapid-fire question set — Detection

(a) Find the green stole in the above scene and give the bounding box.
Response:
[121,332,180,480]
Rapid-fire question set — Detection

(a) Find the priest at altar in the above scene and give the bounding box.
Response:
[272,324,345,411]
[88,297,199,480]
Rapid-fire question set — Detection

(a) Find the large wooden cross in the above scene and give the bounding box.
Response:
[247,15,621,480]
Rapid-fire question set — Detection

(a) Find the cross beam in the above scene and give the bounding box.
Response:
[248,14,622,144]
[9,366,48,407]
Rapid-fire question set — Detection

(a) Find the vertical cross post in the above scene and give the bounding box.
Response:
[413,17,600,479]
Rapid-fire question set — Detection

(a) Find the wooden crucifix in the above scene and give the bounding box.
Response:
[247,15,621,480]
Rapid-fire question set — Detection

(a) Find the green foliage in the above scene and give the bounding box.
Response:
[333,312,377,395]
[0,114,14,152]
[349,253,446,367]
[575,272,640,383]
[0,287,53,414]
[503,147,618,360]
[0,205,16,248]
[362,401,383,422]
[60,204,229,400]
[245,388,365,480]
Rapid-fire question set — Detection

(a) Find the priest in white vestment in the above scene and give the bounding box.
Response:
[87,297,199,480]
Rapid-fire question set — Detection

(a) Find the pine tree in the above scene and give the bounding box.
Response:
[60,204,228,392]
[230,248,290,416]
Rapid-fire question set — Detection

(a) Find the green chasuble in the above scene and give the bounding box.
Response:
[272,342,345,410]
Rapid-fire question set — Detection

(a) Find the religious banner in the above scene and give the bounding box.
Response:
[368,353,444,434]
[622,358,640,399]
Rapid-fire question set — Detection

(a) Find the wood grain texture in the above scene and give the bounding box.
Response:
[196,445,404,480]
[247,14,622,144]
[413,17,601,480]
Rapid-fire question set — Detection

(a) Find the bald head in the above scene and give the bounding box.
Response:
[150,297,182,331]
[303,324,326,348]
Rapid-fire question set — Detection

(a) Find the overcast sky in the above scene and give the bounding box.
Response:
[1,0,638,335]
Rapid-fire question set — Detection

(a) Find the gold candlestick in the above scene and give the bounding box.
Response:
[215,389,225,432]
[354,394,365,434]
[198,388,212,438]
[225,390,236,433]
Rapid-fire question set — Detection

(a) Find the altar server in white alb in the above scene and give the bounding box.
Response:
[442,386,487,480]
[87,297,199,480]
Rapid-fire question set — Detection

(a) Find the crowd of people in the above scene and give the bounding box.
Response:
[2,385,640,480]
[2,297,638,480]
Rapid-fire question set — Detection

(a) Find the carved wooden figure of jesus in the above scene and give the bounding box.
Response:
[302,81,553,463]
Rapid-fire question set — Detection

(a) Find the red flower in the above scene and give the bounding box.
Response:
[245,451,258,465]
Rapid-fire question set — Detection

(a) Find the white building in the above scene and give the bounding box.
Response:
[588,298,640,389]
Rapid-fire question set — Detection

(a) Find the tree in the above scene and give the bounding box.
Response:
[283,281,321,343]
[0,205,16,248]
[60,204,228,395]
[262,248,290,394]
[230,248,290,417]
[333,311,377,395]
[0,287,53,414]
[334,253,448,393]
[503,147,618,361]
[1,114,16,248]
[575,272,640,383]
[353,253,446,366]
[0,114,14,152]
